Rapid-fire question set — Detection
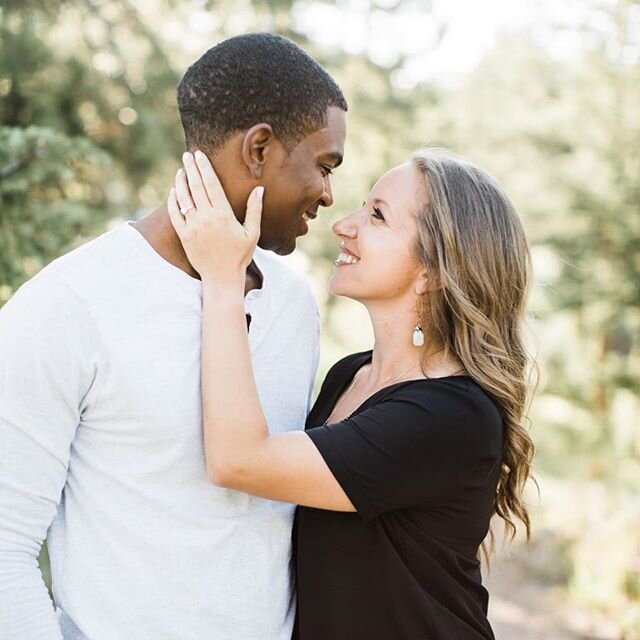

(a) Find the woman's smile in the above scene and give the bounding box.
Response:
[334,242,361,266]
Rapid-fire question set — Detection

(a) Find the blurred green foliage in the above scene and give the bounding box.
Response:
[0,0,638,635]
[0,126,111,297]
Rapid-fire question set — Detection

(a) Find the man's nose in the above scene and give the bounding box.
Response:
[319,176,334,208]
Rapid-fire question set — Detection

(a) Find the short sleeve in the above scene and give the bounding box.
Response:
[305,380,502,522]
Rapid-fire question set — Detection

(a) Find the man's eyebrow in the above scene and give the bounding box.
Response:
[322,151,343,168]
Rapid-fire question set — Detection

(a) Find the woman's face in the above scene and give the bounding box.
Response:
[329,163,428,303]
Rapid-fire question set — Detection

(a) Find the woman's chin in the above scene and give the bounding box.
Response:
[328,276,344,297]
[328,277,357,300]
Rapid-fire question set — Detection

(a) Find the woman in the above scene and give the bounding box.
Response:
[167,148,535,639]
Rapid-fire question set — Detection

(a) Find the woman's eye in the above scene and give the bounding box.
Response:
[372,207,385,221]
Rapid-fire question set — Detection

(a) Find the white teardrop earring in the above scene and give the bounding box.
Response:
[412,325,424,347]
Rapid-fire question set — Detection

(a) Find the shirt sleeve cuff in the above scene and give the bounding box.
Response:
[305,425,378,522]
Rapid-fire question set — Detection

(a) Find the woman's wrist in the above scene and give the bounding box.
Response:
[201,272,246,299]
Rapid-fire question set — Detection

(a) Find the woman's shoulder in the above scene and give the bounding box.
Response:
[382,376,504,444]
[393,374,496,408]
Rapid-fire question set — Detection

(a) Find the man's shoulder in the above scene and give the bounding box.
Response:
[0,227,123,329]
[49,221,129,267]
[26,222,132,294]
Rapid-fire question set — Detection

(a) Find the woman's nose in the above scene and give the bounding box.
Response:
[332,210,358,238]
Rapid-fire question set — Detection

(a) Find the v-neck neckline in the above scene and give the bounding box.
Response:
[321,351,471,425]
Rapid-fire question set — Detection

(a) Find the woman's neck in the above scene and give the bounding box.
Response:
[364,301,464,385]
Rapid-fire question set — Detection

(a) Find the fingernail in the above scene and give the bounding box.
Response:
[182,152,191,162]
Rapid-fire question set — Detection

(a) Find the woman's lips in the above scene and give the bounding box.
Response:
[341,245,360,259]
[335,244,361,266]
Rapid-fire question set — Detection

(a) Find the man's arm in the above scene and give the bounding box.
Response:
[0,276,100,639]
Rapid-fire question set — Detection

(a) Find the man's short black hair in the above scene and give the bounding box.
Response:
[177,33,348,154]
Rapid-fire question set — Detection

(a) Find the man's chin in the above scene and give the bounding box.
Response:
[257,235,296,256]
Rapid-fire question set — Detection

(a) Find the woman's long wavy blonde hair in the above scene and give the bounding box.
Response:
[411,149,536,559]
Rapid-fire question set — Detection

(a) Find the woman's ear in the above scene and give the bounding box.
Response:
[241,123,274,179]
[414,272,431,296]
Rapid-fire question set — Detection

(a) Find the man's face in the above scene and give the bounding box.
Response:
[258,106,346,255]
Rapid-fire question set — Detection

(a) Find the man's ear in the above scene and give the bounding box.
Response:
[241,123,274,180]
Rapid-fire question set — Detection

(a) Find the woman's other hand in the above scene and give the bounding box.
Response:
[168,150,263,282]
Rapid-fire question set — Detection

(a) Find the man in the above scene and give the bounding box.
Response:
[0,33,346,639]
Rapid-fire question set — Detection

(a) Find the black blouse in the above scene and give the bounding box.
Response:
[293,351,503,640]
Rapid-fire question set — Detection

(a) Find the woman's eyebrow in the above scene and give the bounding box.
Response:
[372,197,393,214]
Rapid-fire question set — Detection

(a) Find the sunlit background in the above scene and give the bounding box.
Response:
[1,0,638,637]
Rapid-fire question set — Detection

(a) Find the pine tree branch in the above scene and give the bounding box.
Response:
[0,148,38,182]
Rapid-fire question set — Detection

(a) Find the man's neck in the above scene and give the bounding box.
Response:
[131,204,262,295]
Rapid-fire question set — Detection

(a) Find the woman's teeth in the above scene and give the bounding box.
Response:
[302,212,311,222]
[335,252,360,265]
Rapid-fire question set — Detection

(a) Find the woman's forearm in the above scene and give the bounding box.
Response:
[200,278,269,485]
[199,277,354,512]
[168,156,354,510]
